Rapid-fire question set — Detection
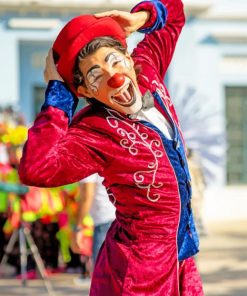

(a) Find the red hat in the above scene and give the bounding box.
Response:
[53,15,127,96]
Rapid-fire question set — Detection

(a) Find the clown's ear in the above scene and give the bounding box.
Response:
[77,85,92,98]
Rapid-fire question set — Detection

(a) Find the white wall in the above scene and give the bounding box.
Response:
[0,30,18,106]
[204,186,247,222]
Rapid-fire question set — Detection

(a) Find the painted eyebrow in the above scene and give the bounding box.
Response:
[86,65,101,78]
[86,52,118,77]
[105,52,117,63]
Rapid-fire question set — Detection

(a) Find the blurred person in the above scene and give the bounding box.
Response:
[187,148,207,237]
[0,128,9,263]
[57,183,91,274]
[0,120,33,277]
[0,159,8,265]
[0,122,64,277]
[19,0,204,295]
[71,174,115,283]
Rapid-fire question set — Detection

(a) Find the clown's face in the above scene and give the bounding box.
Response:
[77,47,142,115]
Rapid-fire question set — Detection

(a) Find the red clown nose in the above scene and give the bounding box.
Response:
[107,73,125,88]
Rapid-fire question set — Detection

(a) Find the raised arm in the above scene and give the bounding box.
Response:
[19,82,112,188]
[131,0,185,80]
[19,49,113,188]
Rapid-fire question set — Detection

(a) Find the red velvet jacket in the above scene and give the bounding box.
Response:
[19,1,204,295]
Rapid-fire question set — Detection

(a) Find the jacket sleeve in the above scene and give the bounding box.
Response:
[131,0,185,80]
[19,81,111,188]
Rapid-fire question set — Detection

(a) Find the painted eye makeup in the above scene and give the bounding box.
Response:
[88,75,102,85]
[108,53,125,66]
[87,70,103,94]
[87,70,103,84]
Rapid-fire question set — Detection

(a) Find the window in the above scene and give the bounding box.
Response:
[33,86,46,117]
[226,86,247,184]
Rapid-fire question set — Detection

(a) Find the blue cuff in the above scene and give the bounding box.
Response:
[131,0,168,34]
[42,80,78,123]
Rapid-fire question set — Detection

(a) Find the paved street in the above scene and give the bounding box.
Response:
[198,220,247,296]
[0,220,246,296]
[0,275,90,296]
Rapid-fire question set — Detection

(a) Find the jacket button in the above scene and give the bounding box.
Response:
[173,140,180,150]
[180,158,185,167]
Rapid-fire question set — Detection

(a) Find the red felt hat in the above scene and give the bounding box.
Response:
[53,15,127,96]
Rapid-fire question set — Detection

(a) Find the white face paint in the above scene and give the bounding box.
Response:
[87,52,131,93]
[87,68,103,95]
[78,47,142,115]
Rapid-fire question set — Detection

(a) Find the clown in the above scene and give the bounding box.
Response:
[19,0,204,295]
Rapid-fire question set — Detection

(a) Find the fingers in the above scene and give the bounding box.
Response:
[94,10,135,37]
[94,10,120,18]
[47,48,54,65]
[71,242,82,254]
[44,48,63,83]
[43,68,49,84]
[70,231,84,254]
[44,49,53,83]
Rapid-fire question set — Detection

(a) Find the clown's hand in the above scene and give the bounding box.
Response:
[44,48,64,84]
[94,10,150,37]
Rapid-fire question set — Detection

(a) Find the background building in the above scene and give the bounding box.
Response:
[0,0,246,222]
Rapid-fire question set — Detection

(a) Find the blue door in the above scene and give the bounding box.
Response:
[19,41,51,124]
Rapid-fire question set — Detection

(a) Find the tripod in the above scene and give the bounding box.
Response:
[0,183,56,296]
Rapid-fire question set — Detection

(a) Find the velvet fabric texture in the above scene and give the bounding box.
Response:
[19,0,204,295]
[43,80,78,123]
[141,119,199,261]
